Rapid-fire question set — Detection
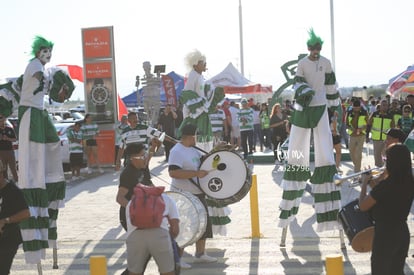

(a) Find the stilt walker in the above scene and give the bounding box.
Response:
[278,29,341,240]
[178,49,231,235]
[17,36,74,267]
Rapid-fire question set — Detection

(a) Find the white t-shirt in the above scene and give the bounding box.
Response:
[125,193,179,236]
[229,106,240,127]
[20,58,48,109]
[295,55,333,106]
[184,69,205,98]
[168,143,203,194]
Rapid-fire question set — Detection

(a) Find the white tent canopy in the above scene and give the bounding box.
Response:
[207,62,272,104]
[206,62,252,87]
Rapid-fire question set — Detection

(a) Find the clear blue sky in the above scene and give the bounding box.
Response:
[2,0,413,100]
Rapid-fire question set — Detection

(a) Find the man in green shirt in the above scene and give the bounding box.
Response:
[238,98,254,159]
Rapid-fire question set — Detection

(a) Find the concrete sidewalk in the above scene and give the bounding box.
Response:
[11,143,414,274]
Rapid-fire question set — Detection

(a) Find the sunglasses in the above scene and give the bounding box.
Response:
[404,110,411,113]
[131,152,149,160]
[309,45,322,51]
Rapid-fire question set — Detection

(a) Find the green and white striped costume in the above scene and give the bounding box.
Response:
[238,108,254,131]
[67,128,83,153]
[18,58,67,264]
[178,86,231,234]
[278,55,341,232]
[80,123,99,140]
[178,87,224,149]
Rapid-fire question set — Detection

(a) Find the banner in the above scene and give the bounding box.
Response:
[162,74,177,107]
[82,27,113,59]
[81,26,117,124]
[224,84,272,94]
[83,61,115,123]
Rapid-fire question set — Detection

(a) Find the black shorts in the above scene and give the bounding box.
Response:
[70,153,84,167]
[332,134,341,145]
[195,194,213,239]
[86,139,97,146]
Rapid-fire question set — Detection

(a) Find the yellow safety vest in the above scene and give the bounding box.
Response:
[347,111,367,136]
[371,111,393,141]
[391,111,402,126]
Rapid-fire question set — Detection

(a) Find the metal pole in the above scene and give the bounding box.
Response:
[249,174,261,238]
[330,0,336,71]
[239,0,245,76]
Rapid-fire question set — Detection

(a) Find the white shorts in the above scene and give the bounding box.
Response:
[231,124,240,138]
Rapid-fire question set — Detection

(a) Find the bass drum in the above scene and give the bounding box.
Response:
[198,150,251,205]
[165,191,207,248]
[338,199,374,252]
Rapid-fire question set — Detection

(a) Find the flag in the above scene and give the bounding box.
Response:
[57,64,84,82]
[162,74,177,107]
[117,93,128,121]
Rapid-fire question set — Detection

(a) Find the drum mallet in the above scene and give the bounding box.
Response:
[89,255,107,275]
[325,254,344,275]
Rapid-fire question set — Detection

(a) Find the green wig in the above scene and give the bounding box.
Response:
[306,28,323,47]
[30,35,54,57]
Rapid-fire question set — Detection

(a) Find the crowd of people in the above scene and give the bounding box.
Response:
[2,33,414,275]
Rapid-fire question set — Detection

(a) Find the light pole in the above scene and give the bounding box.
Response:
[239,0,245,76]
[330,0,336,71]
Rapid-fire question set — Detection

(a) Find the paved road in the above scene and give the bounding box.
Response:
[11,144,414,274]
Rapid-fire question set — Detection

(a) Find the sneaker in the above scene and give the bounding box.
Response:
[193,254,217,263]
[99,168,104,174]
[71,176,79,181]
[87,168,93,174]
[179,259,191,269]
[78,176,85,180]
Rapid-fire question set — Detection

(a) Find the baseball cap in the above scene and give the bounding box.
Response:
[385,128,406,142]
[181,124,197,136]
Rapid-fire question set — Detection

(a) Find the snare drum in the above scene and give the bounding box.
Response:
[198,150,251,205]
[338,199,374,252]
[165,191,207,248]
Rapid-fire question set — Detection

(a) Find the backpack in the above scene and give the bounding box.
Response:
[129,184,166,229]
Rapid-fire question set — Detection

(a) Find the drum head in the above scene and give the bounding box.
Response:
[338,199,374,253]
[351,226,374,252]
[165,191,207,248]
[198,150,249,200]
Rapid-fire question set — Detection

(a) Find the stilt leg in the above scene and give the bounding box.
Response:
[53,247,59,269]
[37,263,43,275]
[280,226,288,247]
[339,229,346,250]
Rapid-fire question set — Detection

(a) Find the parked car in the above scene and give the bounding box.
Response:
[49,114,63,122]
[52,111,72,120]
[60,112,84,123]
[54,122,87,171]
[69,104,85,113]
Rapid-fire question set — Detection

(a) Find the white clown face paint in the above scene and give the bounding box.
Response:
[38,47,52,64]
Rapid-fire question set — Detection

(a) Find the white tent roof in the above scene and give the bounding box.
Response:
[207,63,252,87]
